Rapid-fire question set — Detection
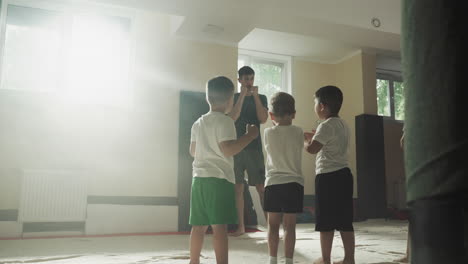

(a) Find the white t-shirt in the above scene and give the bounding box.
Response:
[313,117,349,174]
[264,125,304,187]
[191,111,237,183]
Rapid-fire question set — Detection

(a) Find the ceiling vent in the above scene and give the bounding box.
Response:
[202,24,224,35]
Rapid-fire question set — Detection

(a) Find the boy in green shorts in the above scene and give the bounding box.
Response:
[189,76,259,264]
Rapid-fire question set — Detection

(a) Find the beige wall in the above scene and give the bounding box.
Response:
[292,59,336,195]
[0,10,237,209]
[362,52,378,115]
[334,53,365,197]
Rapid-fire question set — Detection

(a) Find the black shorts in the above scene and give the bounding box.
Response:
[315,168,354,232]
[264,182,304,213]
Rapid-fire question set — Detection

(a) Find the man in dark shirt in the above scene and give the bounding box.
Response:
[228,66,268,236]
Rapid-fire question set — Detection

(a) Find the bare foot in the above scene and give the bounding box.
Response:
[313,257,331,264]
[229,228,245,237]
[333,259,355,264]
[394,255,409,263]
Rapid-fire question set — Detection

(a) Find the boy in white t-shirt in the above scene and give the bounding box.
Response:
[263,92,304,264]
[189,76,259,264]
[304,85,355,264]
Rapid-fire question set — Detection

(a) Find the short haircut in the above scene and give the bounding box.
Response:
[315,85,343,115]
[206,76,234,105]
[270,92,296,117]
[238,66,255,79]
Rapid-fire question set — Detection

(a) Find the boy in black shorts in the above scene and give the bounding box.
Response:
[263,92,304,264]
[304,86,355,264]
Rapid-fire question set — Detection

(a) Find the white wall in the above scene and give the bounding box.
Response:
[0,2,381,234]
[0,8,237,235]
[87,10,238,197]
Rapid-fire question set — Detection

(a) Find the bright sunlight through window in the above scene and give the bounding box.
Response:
[0,4,132,106]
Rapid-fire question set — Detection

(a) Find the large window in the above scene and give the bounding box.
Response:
[238,50,291,101]
[376,74,405,120]
[0,1,133,106]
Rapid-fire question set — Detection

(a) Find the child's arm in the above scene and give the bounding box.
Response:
[219,124,259,157]
[190,121,199,158]
[228,86,248,121]
[189,142,196,157]
[304,130,323,154]
[305,140,323,154]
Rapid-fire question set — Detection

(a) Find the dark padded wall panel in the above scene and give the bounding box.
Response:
[356,114,387,219]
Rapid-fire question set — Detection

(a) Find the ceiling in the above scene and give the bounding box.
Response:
[90,0,402,63]
[239,28,360,64]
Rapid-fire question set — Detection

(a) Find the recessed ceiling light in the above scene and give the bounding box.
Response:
[371,17,381,28]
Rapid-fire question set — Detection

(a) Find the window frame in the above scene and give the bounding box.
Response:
[376,71,404,121]
[0,0,136,98]
[238,49,292,95]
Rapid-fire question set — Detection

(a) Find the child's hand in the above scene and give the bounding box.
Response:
[246,124,259,139]
[304,130,316,142]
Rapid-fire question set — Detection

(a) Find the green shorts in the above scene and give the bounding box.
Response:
[234,148,266,186]
[189,177,238,226]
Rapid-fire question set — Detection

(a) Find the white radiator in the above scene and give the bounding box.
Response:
[19,170,88,222]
